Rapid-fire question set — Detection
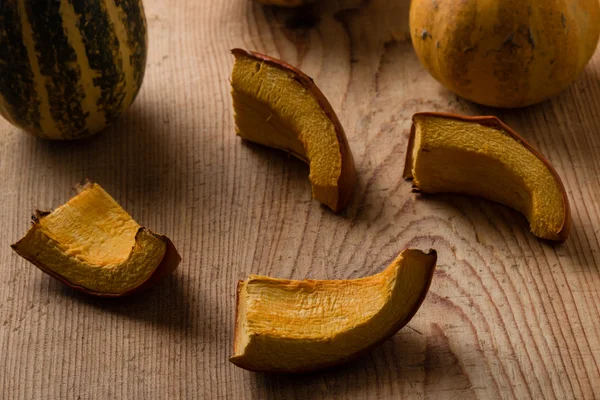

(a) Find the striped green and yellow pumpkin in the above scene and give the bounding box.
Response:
[0,0,148,139]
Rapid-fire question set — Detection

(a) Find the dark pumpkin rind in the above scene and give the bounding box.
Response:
[0,0,42,134]
[0,0,148,139]
[26,0,91,138]
[403,112,571,242]
[71,0,126,127]
[112,0,148,102]
[231,48,357,213]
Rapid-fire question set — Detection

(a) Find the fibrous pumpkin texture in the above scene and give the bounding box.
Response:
[12,182,180,296]
[230,49,356,213]
[404,113,571,242]
[230,249,437,373]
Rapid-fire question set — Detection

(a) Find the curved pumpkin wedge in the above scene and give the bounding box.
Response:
[11,182,181,297]
[404,112,571,242]
[230,48,357,213]
[230,249,437,373]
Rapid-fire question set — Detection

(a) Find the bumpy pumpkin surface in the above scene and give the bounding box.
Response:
[410,0,600,108]
[0,0,148,139]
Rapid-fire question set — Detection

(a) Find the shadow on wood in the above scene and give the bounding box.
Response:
[240,138,319,209]
[248,330,426,397]
[42,271,208,337]
[245,323,478,398]
[11,96,203,232]
[252,0,412,67]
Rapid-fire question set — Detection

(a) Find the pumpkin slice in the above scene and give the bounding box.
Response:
[230,249,437,373]
[230,48,357,213]
[404,112,571,242]
[11,182,181,297]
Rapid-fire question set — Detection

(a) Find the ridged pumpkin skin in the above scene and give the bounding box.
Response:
[0,0,148,139]
[410,0,600,108]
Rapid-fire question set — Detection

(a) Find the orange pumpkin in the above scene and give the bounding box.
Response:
[410,0,600,108]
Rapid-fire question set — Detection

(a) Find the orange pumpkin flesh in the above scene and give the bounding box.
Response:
[410,0,600,108]
[230,249,437,373]
[404,113,571,242]
[230,49,357,213]
[12,182,181,297]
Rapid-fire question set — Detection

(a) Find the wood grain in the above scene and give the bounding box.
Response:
[1,0,600,398]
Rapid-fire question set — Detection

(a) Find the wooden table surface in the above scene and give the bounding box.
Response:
[2,1,600,399]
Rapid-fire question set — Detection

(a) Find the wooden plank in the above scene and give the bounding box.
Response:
[1,0,599,398]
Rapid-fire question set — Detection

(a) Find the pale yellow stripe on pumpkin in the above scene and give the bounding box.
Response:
[58,0,104,134]
[17,0,61,139]
[103,0,136,109]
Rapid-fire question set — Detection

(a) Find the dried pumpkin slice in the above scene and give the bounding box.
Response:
[12,182,181,297]
[230,48,357,213]
[230,249,437,373]
[404,112,571,242]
